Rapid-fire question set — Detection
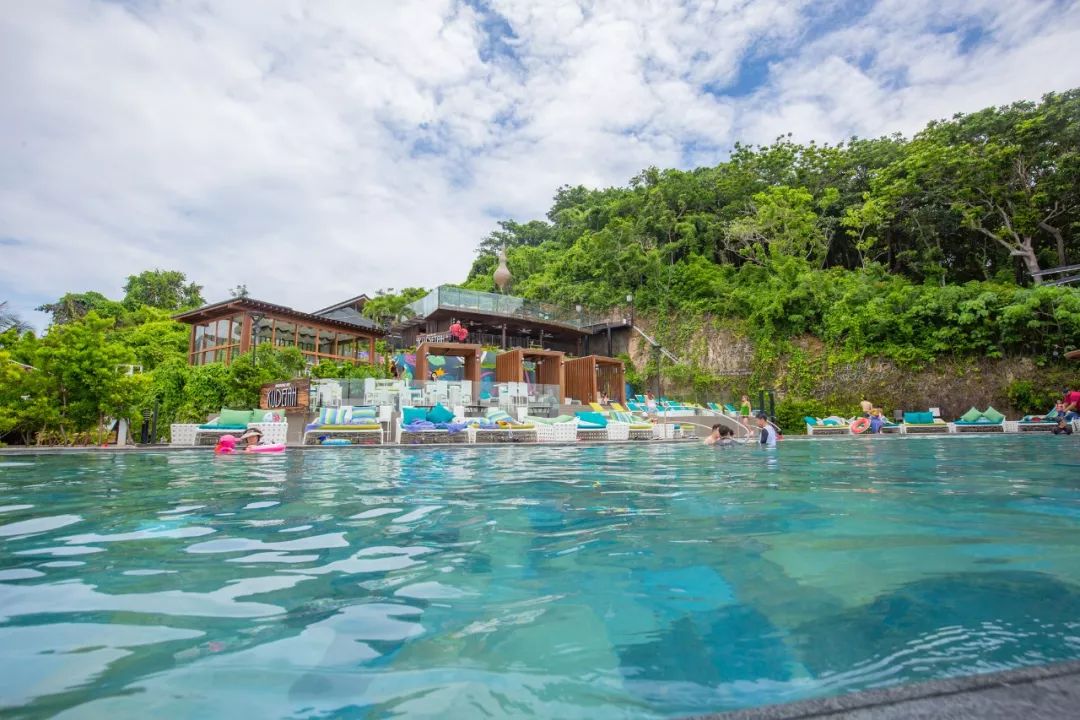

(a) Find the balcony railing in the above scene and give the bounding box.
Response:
[406,286,607,329]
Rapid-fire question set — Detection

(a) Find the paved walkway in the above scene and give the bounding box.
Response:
[691,661,1080,719]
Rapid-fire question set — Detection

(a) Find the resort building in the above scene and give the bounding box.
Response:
[397,285,630,358]
[174,297,384,367]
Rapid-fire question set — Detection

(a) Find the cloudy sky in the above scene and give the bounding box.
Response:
[3,0,1079,329]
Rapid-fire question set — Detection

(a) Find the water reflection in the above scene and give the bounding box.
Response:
[0,437,1076,718]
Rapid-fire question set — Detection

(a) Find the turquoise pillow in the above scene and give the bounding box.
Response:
[322,438,352,446]
[981,406,1005,423]
[575,411,608,428]
[351,406,377,419]
[822,418,839,426]
[219,408,253,426]
[428,403,454,424]
[804,416,820,426]
[959,407,982,423]
[198,423,246,430]
[402,407,427,425]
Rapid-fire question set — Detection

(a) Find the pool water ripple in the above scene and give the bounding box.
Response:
[0,436,1078,718]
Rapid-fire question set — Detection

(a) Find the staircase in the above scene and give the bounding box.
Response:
[632,325,682,364]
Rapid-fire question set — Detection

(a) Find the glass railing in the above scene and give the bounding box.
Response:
[406,286,607,328]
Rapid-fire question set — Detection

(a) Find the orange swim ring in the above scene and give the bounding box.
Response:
[851,417,871,434]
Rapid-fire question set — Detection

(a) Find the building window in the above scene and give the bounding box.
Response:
[274,320,296,348]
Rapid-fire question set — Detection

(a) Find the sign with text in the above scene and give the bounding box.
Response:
[259,378,310,413]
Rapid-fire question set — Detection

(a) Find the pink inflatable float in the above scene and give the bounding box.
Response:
[215,435,285,454]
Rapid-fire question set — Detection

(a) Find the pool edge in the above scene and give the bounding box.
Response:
[686,660,1080,719]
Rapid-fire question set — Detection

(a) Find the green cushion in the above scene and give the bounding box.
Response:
[576,411,608,428]
[219,408,253,426]
[981,406,1005,423]
[402,407,428,425]
[959,407,983,423]
[577,420,606,429]
[428,403,455,424]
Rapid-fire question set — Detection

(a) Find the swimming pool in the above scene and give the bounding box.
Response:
[1,435,1078,718]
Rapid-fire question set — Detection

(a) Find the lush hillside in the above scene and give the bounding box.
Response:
[457,90,1080,422]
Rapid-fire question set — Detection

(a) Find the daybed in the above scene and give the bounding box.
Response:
[902,411,950,434]
[950,406,1006,433]
[397,405,471,445]
[304,405,388,445]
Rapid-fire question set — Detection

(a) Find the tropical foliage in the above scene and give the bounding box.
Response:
[463,90,1080,367]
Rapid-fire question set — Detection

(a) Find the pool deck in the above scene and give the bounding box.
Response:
[692,660,1080,720]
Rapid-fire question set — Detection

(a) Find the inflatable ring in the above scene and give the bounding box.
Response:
[851,417,871,434]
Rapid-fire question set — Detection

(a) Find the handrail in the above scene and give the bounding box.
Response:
[1031,263,1080,277]
[632,325,682,364]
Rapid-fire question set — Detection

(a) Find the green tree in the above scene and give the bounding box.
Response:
[122,269,204,310]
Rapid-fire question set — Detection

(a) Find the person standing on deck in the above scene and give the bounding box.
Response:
[645,392,658,417]
[739,395,752,430]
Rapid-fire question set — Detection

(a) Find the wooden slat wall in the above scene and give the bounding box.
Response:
[535,353,565,403]
[495,349,524,383]
[564,356,596,405]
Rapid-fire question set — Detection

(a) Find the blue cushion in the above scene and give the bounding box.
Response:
[804,416,820,426]
[350,406,377,419]
[403,407,427,425]
[198,424,247,430]
[427,403,454,424]
[575,411,608,428]
[321,438,352,446]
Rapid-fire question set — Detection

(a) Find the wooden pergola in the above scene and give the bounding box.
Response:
[415,342,483,400]
[495,348,565,403]
[564,355,625,405]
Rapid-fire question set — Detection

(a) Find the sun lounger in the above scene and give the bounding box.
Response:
[574,411,628,441]
[613,411,654,440]
[1017,408,1060,432]
[526,415,578,443]
[467,408,538,443]
[190,408,286,446]
[805,416,851,436]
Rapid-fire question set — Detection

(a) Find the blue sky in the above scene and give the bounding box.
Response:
[2,0,1080,330]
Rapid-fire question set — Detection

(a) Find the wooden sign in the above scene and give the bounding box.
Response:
[260,378,310,413]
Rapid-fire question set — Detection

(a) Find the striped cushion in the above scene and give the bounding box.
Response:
[319,406,352,425]
[350,406,377,419]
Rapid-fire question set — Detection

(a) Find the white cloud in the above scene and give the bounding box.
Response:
[1,0,1078,330]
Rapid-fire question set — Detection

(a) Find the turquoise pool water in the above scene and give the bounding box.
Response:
[1,436,1078,718]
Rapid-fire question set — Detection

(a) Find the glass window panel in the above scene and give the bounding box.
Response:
[253,317,273,346]
[337,334,355,358]
[194,324,206,352]
[215,319,230,346]
[231,316,242,343]
[297,325,316,352]
[274,320,296,347]
[319,331,333,355]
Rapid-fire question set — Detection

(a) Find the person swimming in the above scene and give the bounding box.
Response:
[703,424,735,446]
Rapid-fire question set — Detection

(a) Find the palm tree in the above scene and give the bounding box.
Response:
[0,301,30,333]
